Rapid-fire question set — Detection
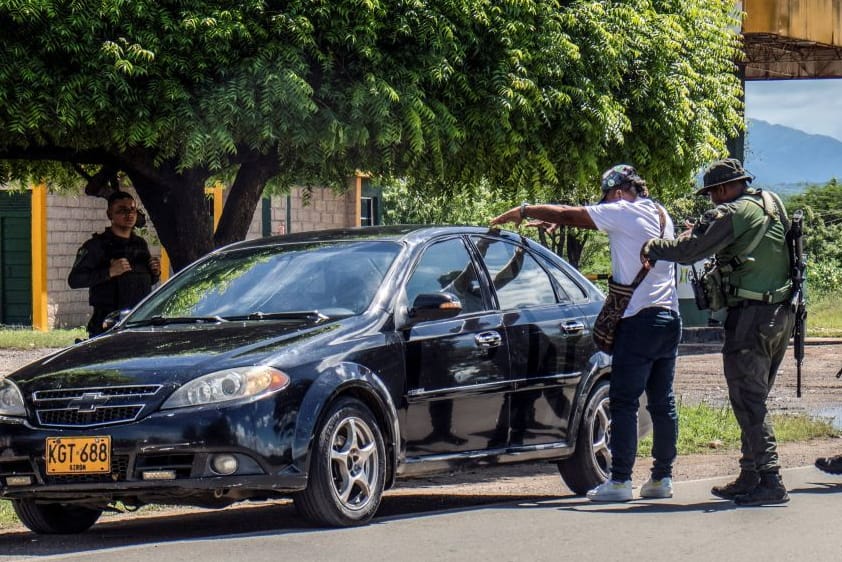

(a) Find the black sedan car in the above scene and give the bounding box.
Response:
[0,225,622,533]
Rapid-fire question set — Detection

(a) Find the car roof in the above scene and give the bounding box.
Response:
[218,225,525,252]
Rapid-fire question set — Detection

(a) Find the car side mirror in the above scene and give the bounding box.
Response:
[408,292,463,324]
[102,309,131,332]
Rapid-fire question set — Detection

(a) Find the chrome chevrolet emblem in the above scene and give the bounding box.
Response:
[67,392,110,413]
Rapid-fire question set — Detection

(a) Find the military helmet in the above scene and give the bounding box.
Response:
[697,158,753,195]
[599,164,642,202]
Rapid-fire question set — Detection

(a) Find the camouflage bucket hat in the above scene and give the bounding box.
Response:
[697,158,753,195]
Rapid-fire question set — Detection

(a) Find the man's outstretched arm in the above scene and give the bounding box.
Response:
[490,204,597,230]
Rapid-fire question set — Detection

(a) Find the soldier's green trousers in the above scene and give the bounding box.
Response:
[722,301,795,474]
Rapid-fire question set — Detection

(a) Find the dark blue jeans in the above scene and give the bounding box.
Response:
[608,307,681,482]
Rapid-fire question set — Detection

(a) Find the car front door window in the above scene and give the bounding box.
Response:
[405,238,485,314]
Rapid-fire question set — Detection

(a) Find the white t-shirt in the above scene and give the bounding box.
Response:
[586,198,679,318]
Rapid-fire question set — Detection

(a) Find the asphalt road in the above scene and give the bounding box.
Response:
[2,466,840,561]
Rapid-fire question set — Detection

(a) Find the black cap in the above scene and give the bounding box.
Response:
[697,158,753,195]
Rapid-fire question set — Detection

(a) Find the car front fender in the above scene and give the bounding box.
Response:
[291,362,400,485]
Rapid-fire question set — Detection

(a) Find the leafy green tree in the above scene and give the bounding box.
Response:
[785,180,842,296]
[0,0,743,271]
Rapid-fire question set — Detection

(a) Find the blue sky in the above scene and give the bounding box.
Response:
[745,79,842,141]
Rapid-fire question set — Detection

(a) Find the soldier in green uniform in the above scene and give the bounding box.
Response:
[641,158,794,506]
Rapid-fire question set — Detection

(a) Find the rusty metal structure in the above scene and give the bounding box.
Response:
[744,0,842,79]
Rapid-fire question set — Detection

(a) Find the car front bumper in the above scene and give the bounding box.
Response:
[0,398,308,506]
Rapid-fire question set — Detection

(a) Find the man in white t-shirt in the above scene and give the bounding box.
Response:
[490,164,681,502]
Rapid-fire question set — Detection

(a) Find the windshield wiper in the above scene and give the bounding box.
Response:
[128,315,227,327]
[225,311,330,323]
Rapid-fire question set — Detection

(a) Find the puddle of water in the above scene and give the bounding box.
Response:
[814,406,842,430]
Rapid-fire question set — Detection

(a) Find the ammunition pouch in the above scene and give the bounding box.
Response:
[691,260,727,312]
[700,263,728,312]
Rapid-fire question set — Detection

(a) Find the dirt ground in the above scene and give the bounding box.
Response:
[674,340,842,424]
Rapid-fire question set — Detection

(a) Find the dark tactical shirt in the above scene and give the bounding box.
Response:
[68,229,159,310]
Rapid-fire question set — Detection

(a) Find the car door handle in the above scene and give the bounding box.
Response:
[560,321,585,335]
[475,331,503,348]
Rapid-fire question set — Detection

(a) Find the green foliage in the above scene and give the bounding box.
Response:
[382,178,512,226]
[638,402,838,456]
[0,501,15,529]
[0,0,745,270]
[0,0,743,199]
[785,180,842,296]
[807,292,842,338]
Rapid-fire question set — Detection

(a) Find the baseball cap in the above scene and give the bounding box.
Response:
[600,164,642,202]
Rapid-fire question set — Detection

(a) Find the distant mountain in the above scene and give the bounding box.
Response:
[745,118,842,194]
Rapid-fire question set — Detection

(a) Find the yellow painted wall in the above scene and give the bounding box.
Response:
[745,0,842,46]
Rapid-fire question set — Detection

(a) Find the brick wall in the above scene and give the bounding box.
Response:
[242,185,358,238]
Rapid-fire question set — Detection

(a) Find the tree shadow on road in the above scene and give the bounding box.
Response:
[0,491,563,559]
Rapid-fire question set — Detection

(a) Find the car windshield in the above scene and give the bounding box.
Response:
[126,240,401,324]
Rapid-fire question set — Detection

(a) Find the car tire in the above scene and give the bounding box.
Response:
[557,379,611,495]
[294,397,386,527]
[12,499,102,534]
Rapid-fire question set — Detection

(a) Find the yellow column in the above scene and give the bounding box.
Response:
[159,249,171,282]
[354,175,363,227]
[204,184,224,231]
[213,184,223,229]
[30,183,48,331]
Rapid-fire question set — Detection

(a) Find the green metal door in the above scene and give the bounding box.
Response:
[0,191,32,325]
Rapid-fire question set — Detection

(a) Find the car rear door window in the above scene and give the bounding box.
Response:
[537,256,590,304]
[473,238,555,309]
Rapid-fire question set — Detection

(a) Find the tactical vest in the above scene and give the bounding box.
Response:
[716,190,791,307]
[89,231,154,310]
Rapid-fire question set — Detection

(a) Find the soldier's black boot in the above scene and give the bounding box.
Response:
[711,470,759,500]
[734,471,789,506]
[815,454,842,475]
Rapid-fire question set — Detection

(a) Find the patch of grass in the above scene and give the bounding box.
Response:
[640,402,839,456]
[0,501,16,529]
[807,293,842,338]
[0,328,85,349]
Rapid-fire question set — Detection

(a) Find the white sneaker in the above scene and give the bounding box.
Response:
[586,479,633,502]
[640,477,673,499]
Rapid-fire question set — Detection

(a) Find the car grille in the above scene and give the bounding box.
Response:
[37,405,145,426]
[31,385,163,428]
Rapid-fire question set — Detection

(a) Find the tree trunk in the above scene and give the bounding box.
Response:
[122,152,278,271]
[565,230,585,269]
[121,153,215,272]
[214,156,278,247]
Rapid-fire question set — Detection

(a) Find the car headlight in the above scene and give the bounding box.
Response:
[0,379,26,417]
[161,366,290,409]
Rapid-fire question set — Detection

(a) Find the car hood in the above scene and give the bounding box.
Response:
[8,320,347,392]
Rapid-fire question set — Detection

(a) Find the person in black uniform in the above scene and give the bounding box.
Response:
[68,191,161,337]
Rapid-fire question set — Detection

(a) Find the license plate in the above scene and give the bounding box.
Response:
[46,436,111,475]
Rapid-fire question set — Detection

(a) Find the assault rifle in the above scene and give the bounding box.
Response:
[788,210,806,397]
